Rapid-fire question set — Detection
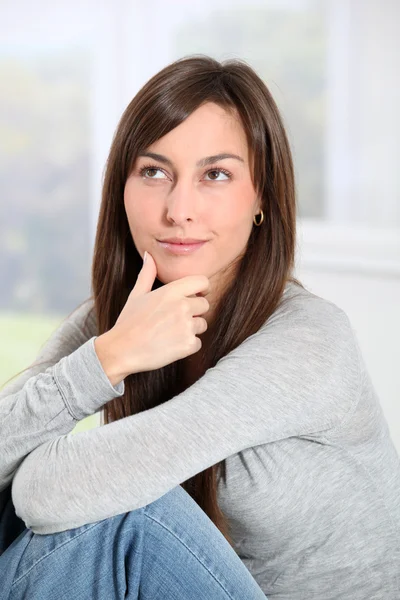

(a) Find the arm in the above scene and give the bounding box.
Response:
[11,294,362,535]
[0,299,123,492]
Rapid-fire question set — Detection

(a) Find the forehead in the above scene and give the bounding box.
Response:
[145,102,249,162]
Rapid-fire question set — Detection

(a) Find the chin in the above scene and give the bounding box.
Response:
[157,264,207,283]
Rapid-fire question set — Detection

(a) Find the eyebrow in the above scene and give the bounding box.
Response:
[137,151,245,168]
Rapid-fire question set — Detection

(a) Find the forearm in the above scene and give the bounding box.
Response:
[0,377,74,491]
[0,337,125,491]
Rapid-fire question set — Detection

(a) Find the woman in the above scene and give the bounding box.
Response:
[0,54,399,600]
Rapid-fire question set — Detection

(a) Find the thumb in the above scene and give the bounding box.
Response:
[130,250,157,297]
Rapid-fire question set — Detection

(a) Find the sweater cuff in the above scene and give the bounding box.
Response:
[53,336,125,421]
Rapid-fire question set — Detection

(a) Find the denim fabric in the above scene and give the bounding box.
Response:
[0,485,267,599]
[0,484,26,556]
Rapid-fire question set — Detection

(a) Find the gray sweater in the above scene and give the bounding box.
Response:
[1,281,399,599]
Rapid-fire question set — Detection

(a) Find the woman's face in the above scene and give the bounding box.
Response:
[124,101,261,312]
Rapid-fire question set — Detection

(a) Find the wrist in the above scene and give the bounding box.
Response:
[94,332,126,388]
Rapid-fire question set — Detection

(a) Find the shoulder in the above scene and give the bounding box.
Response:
[35,297,97,363]
[257,282,362,402]
[259,282,361,370]
[271,281,354,333]
[232,282,362,420]
[65,297,97,336]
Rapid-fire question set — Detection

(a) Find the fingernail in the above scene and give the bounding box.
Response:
[143,251,148,263]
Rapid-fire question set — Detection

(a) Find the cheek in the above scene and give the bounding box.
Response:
[216,202,254,252]
[221,203,253,235]
[124,193,154,237]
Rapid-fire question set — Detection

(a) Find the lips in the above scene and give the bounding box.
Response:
[159,238,207,244]
[157,240,207,255]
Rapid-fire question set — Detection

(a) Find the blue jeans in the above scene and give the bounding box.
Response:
[0,485,267,599]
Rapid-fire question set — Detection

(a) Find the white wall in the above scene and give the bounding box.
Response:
[296,219,400,451]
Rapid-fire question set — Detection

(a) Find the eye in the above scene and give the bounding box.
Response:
[137,164,232,182]
[204,168,232,181]
[139,165,167,179]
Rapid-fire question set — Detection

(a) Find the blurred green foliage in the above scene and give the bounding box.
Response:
[0,311,63,388]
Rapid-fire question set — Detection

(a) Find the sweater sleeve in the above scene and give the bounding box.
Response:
[0,300,124,493]
[11,292,362,535]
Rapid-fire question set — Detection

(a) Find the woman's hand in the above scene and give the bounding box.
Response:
[94,251,210,386]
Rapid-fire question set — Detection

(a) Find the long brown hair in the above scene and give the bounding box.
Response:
[3,54,304,547]
[92,54,303,547]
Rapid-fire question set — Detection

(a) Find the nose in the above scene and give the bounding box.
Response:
[165,180,201,225]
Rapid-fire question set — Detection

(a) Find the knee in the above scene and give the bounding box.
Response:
[143,485,199,523]
[11,484,191,586]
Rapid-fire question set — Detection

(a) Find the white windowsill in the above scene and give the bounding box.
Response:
[296,220,400,277]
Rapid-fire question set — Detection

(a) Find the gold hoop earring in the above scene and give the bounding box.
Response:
[253,209,264,226]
